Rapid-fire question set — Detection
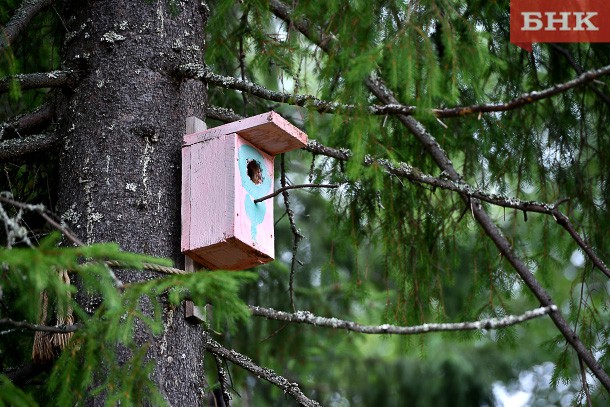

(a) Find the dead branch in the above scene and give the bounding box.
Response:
[0,318,80,333]
[0,0,55,52]
[204,337,321,407]
[188,63,610,119]
[205,105,243,123]
[0,104,55,140]
[0,132,59,160]
[249,305,557,334]
[0,70,76,94]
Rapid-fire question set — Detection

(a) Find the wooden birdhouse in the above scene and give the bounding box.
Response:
[181,112,308,270]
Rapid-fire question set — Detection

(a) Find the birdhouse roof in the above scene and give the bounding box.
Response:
[183,111,308,156]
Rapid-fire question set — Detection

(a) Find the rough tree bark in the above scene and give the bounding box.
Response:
[56,1,209,404]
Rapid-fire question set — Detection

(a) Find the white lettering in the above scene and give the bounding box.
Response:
[574,12,599,31]
[544,12,571,31]
[522,12,543,31]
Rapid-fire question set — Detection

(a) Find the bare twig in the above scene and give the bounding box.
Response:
[0,132,59,160]
[0,0,55,52]
[253,183,338,203]
[280,155,302,313]
[249,305,556,335]
[213,353,232,407]
[0,70,76,94]
[0,194,83,246]
[205,105,243,123]
[204,337,321,407]
[270,1,610,392]
[0,318,80,333]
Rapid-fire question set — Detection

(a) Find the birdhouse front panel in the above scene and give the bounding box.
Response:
[232,136,275,253]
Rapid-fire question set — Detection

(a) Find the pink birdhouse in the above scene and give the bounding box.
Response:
[181,112,308,270]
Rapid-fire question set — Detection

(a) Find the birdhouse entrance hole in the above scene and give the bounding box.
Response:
[247,159,263,185]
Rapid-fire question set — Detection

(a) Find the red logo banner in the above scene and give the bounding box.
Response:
[510,0,610,51]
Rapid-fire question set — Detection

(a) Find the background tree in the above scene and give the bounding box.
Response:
[1,0,610,406]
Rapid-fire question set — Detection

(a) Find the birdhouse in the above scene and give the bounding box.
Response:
[181,112,308,270]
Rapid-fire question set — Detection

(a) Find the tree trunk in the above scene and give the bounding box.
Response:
[56,1,209,404]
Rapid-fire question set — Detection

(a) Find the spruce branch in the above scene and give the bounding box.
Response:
[180,64,348,114]
[0,104,55,139]
[0,318,80,333]
[0,0,55,52]
[269,1,610,392]
[268,0,610,119]
[431,62,610,117]
[212,353,232,407]
[253,183,338,203]
[186,63,610,119]
[371,71,610,392]
[368,57,610,396]
[0,132,59,160]
[249,305,557,335]
[205,105,243,123]
[204,337,321,407]
[0,70,77,94]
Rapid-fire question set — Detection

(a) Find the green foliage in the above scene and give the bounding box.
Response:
[0,233,256,406]
[3,0,610,404]
[0,376,37,407]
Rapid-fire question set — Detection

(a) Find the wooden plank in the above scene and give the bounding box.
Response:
[183,111,307,156]
[181,117,206,253]
[186,116,207,133]
[184,257,207,324]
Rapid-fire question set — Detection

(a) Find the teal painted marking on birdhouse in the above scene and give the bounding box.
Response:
[238,144,272,241]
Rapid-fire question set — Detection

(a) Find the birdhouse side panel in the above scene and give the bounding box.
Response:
[184,135,236,252]
[233,135,275,260]
[181,145,192,253]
